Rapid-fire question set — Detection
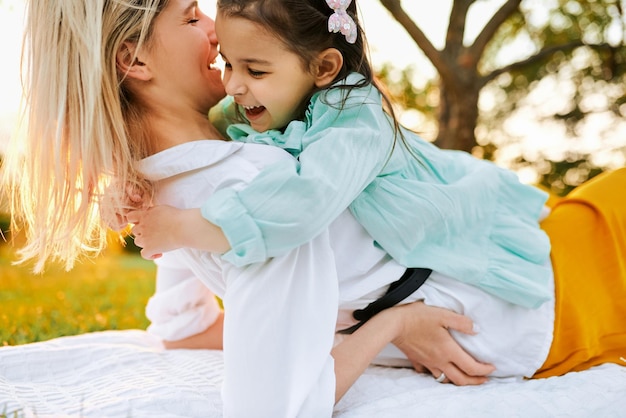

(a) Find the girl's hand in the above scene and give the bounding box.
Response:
[389,301,495,385]
[100,182,147,231]
[127,205,187,259]
[127,206,230,259]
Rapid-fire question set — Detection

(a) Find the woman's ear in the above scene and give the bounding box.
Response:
[116,41,151,81]
[313,48,343,88]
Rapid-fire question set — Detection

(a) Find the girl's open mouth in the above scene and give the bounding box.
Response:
[243,105,266,120]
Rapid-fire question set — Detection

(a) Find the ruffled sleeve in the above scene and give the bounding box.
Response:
[351,154,552,308]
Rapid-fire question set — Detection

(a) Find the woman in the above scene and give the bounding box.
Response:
[4,1,491,416]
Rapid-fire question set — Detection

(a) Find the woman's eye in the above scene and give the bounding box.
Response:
[188,18,199,24]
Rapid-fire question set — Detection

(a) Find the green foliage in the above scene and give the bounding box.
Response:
[0,248,155,346]
[0,213,9,242]
[378,64,438,115]
[512,152,604,196]
[484,0,625,133]
[482,0,625,186]
[380,0,626,190]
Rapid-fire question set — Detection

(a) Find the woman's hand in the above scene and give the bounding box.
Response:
[127,206,230,259]
[389,301,495,385]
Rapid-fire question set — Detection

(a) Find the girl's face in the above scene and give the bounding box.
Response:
[216,13,317,132]
[143,0,225,113]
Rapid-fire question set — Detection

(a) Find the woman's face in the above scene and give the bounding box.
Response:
[143,0,225,112]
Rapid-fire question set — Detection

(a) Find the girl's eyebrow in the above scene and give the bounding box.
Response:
[241,58,272,65]
[220,51,272,66]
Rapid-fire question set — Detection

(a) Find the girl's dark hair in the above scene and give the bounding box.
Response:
[217,0,402,138]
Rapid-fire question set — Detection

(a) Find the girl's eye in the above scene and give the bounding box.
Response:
[248,69,265,78]
[188,18,199,24]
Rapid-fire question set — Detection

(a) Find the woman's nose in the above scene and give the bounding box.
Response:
[200,10,218,45]
[207,18,218,45]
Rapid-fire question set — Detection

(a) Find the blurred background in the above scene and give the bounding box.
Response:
[1,0,625,345]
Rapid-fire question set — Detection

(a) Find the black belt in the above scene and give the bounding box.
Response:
[338,267,432,334]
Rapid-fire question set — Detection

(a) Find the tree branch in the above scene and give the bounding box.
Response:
[446,0,473,53]
[470,0,521,58]
[378,0,448,75]
[481,41,614,85]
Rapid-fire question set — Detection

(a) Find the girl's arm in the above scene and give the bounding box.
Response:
[202,82,394,266]
[129,207,229,260]
[130,81,394,263]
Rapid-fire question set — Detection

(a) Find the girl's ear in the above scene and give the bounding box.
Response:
[116,41,152,81]
[313,48,343,87]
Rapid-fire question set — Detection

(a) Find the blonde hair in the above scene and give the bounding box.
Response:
[3,0,167,272]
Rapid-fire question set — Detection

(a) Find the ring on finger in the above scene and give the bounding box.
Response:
[435,372,446,383]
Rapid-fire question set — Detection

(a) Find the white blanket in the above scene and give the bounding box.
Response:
[1,330,624,417]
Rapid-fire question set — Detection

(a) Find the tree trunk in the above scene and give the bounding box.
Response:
[436,82,481,152]
[378,0,523,152]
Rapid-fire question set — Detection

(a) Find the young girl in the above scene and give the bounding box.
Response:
[133,0,552,309]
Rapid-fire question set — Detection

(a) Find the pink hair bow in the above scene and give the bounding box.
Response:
[326,0,357,44]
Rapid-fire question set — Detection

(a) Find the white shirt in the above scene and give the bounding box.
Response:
[138,140,555,416]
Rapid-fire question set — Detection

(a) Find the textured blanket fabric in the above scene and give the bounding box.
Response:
[1,330,624,417]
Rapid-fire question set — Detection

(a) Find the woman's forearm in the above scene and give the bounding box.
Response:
[332,309,400,403]
[163,311,225,350]
[332,301,494,401]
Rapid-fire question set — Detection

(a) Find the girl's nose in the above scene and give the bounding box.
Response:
[224,73,245,97]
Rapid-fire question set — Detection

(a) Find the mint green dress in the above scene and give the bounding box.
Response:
[204,73,552,308]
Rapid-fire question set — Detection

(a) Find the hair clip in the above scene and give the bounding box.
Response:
[326,0,357,44]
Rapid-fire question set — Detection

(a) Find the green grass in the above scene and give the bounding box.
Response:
[0,244,156,346]
[1,408,27,418]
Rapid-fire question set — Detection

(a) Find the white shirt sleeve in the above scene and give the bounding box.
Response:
[219,230,339,418]
[146,252,222,342]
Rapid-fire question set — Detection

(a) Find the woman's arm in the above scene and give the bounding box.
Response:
[163,298,494,404]
[333,301,494,402]
[163,310,224,350]
[145,254,224,343]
